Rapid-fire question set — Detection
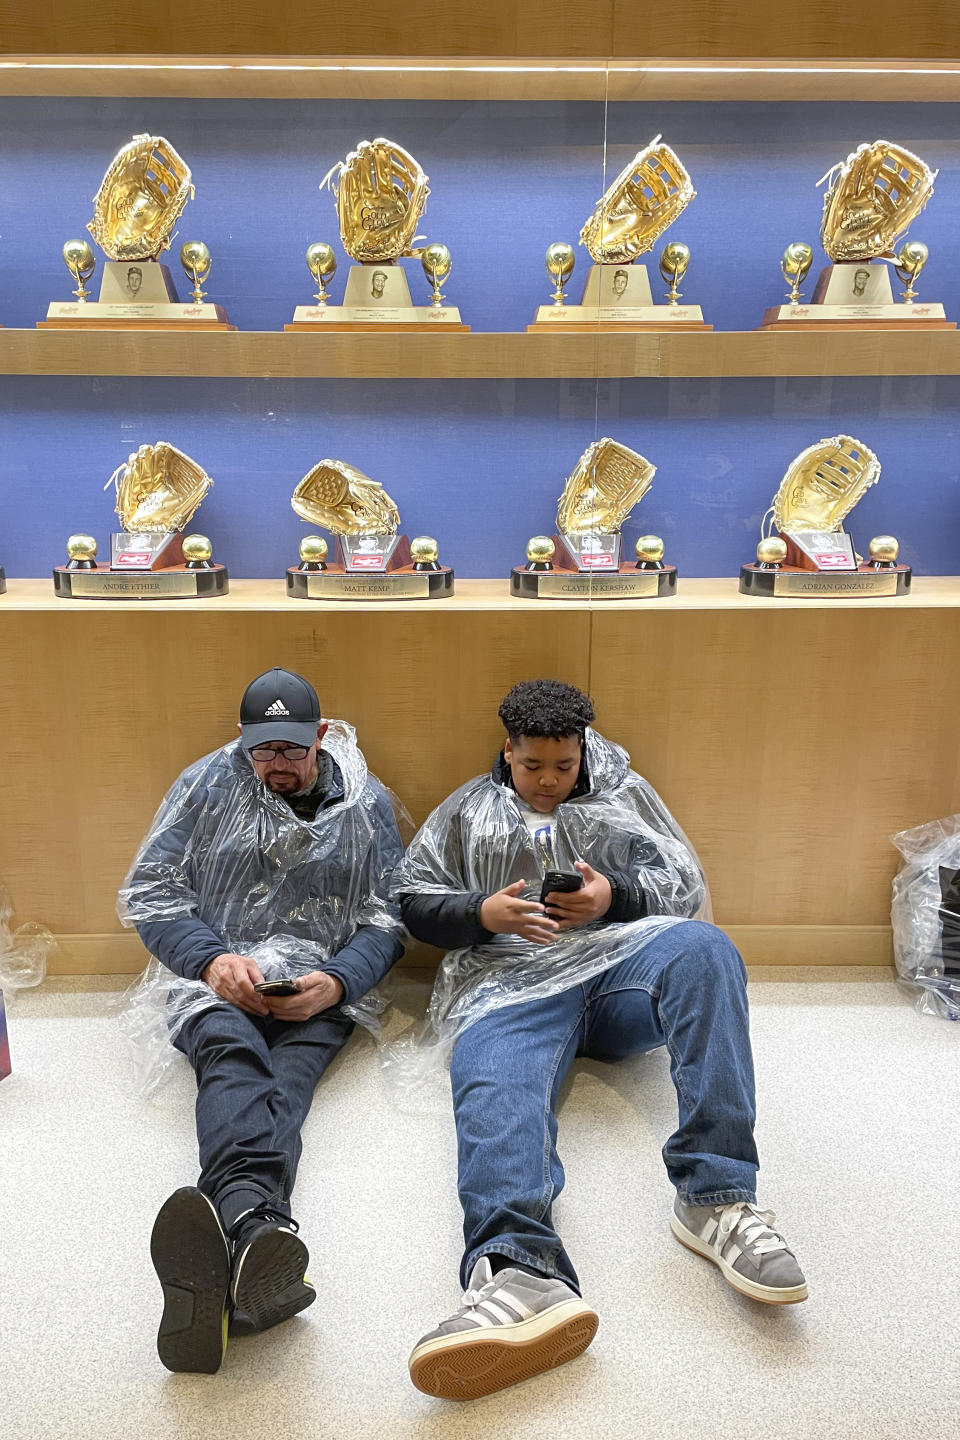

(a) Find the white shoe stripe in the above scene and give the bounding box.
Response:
[477,1299,514,1325]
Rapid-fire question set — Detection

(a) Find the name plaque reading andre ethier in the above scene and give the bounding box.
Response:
[70,572,200,598]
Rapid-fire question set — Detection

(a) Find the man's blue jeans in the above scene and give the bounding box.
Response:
[449,920,758,1294]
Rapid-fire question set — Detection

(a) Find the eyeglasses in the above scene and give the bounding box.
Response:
[249,744,310,761]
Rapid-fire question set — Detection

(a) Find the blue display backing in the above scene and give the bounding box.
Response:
[1,98,959,578]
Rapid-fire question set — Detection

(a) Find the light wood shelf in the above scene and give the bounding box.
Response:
[4,576,960,613]
[3,327,960,380]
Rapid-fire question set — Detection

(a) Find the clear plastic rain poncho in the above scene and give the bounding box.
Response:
[118,721,405,1092]
[0,883,57,994]
[387,727,709,1088]
[892,814,960,1020]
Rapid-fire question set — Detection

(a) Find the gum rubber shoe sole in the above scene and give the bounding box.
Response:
[232,1228,315,1331]
[150,1188,231,1373]
[409,1300,599,1401]
[670,1214,808,1305]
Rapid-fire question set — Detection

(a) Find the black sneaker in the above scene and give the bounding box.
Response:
[150,1187,231,1373]
[230,1206,316,1331]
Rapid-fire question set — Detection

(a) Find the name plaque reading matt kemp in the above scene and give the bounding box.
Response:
[70,572,200,598]
[306,573,431,600]
[536,573,661,600]
[772,572,900,598]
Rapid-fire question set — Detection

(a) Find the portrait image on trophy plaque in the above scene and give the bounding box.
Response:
[53,442,229,600]
[739,434,911,598]
[510,438,676,600]
[41,134,235,331]
[285,459,454,600]
[528,137,710,332]
[760,140,953,331]
[285,138,468,331]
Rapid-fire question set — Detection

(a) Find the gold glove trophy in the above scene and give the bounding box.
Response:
[285,459,454,600]
[53,442,229,600]
[510,438,676,599]
[529,137,710,331]
[286,139,467,331]
[739,435,910,598]
[42,134,234,331]
[760,140,952,330]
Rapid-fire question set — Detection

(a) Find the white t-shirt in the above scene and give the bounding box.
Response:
[520,802,558,868]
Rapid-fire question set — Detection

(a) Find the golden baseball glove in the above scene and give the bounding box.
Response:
[579,136,695,264]
[556,438,656,536]
[819,139,936,262]
[292,460,401,537]
[109,442,213,533]
[88,134,194,261]
[321,138,430,264]
[771,435,881,534]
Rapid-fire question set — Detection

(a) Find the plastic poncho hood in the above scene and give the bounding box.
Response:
[118,721,403,1091]
[389,726,709,1065]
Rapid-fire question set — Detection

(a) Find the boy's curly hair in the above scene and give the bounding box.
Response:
[498,679,595,741]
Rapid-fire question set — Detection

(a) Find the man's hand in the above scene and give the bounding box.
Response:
[201,953,270,1016]
[480,881,559,946]
[544,861,613,931]
[264,971,345,1022]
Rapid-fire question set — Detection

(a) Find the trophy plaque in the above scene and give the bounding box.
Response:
[529,138,710,332]
[510,438,676,600]
[286,139,468,331]
[53,442,229,600]
[760,141,953,330]
[41,135,235,331]
[285,460,454,600]
[739,435,911,598]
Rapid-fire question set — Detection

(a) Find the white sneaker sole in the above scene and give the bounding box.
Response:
[670,1214,808,1305]
[409,1299,599,1400]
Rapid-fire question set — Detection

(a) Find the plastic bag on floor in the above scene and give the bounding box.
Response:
[0,883,57,992]
[892,814,960,1020]
[116,721,406,1094]
[383,727,710,1105]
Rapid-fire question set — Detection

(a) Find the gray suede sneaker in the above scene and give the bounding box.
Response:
[409,1257,599,1400]
[671,1197,808,1304]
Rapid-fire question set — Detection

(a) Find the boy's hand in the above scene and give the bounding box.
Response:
[265,971,345,1022]
[481,881,559,946]
[545,862,612,931]
[202,953,270,1016]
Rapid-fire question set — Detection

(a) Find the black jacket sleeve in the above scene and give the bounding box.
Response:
[604,867,650,924]
[400,889,493,949]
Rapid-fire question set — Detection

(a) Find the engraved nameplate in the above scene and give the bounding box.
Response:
[291,305,463,324]
[70,572,199,598]
[771,303,946,323]
[534,304,704,325]
[536,573,660,599]
[305,574,430,600]
[772,572,899,598]
[46,302,223,322]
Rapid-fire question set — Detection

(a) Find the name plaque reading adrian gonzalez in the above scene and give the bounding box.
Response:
[771,571,902,598]
[305,572,431,600]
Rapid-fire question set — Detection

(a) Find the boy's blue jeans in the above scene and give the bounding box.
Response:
[450,920,758,1294]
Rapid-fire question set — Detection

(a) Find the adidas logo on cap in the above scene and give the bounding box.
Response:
[264,699,290,716]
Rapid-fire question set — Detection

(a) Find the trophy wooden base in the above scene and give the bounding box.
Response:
[759,304,953,331]
[739,563,912,598]
[285,305,468,332]
[286,566,454,601]
[511,562,677,600]
[39,302,236,331]
[53,564,229,600]
[528,304,710,332]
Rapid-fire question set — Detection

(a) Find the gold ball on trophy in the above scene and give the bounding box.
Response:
[62,239,95,275]
[299,535,329,564]
[306,243,337,281]
[636,535,665,564]
[526,535,556,564]
[180,240,211,278]
[781,242,813,281]
[66,533,97,562]
[546,242,575,282]
[182,533,213,564]
[659,242,690,284]
[869,535,900,564]
[896,241,928,278]
[410,535,440,564]
[421,244,452,285]
[757,537,788,566]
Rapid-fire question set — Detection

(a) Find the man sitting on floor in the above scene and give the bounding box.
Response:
[120,667,403,1373]
[393,678,806,1401]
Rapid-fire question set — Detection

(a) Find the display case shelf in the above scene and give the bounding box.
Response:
[3,576,960,612]
[4,327,960,380]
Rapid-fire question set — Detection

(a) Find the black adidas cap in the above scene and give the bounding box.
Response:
[239,668,322,751]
